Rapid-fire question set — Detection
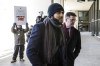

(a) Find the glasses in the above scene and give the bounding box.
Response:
[66,18,76,22]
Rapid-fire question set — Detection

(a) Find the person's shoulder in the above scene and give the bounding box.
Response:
[35,22,45,28]
[32,22,45,31]
[72,27,80,33]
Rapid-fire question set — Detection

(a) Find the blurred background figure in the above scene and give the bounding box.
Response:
[36,11,47,23]
[26,25,33,43]
[11,23,29,63]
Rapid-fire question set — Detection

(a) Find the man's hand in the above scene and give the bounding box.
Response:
[13,23,16,26]
[26,23,28,26]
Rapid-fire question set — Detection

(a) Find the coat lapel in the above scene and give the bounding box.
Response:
[66,27,75,44]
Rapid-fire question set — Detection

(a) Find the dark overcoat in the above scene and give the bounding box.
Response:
[26,17,64,66]
[63,25,81,66]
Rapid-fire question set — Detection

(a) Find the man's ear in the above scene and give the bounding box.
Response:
[66,17,69,19]
[65,17,70,21]
[65,17,69,21]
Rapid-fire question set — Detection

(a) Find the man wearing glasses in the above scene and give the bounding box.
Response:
[63,12,81,66]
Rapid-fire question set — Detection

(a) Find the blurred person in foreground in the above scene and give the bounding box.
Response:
[26,3,66,66]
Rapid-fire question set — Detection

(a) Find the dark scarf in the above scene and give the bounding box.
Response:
[43,17,66,64]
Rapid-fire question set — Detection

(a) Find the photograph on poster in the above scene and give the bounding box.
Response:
[17,16,25,21]
[14,6,27,25]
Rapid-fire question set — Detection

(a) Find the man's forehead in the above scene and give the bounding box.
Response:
[66,16,76,18]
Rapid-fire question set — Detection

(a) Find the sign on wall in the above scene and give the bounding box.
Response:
[14,6,27,25]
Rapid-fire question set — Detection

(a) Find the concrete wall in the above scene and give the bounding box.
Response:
[99,0,100,10]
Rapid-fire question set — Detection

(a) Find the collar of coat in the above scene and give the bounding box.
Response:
[43,17,62,28]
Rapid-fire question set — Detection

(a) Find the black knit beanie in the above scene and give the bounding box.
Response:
[48,3,64,17]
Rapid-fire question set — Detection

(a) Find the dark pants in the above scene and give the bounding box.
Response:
[12,45,24,60]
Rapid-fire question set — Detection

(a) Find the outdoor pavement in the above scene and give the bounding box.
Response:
[0,32,100,66]
[75,32,100,66]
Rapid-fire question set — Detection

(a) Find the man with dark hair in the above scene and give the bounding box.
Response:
[26,3,65,66]
[11,23,29,63]
[36,11,44,23]
[63,12,81,66]
[65,12,76,17]
[36,11,47,23]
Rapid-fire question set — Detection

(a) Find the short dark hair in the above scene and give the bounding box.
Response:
[65,12,76,17]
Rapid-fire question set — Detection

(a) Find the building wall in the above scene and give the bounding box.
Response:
[89,0,100,36]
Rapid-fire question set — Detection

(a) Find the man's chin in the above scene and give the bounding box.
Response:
[59,20,63,23]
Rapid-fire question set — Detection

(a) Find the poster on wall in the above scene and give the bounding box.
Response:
[14,6,27,25]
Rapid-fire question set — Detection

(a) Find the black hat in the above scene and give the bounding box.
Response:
[48,3,64,17]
